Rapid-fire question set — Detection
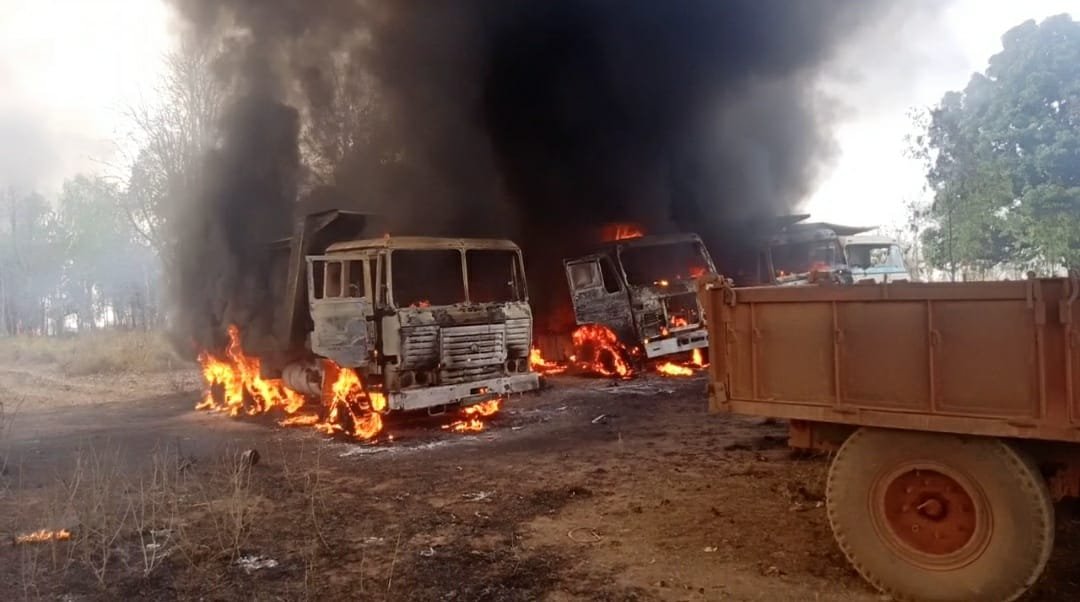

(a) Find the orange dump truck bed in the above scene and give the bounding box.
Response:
[698,274,1080,602]
[700,276,1080,443]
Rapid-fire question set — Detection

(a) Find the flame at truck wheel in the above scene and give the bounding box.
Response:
[196,326,387,441]
[197,325,305,417]
[572,324,634,379]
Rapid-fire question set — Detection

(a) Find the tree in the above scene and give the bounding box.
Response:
[917,14,1080,273]
[53,176,152,330]
[0,189,61,334]
[122,38,223,268]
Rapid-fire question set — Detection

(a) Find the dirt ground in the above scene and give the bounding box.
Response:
[0,363,1078,601]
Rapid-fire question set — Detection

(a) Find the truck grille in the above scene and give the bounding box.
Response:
[400,325,439,368]
[439,324,507,384]
[505,318,532,357]
[440,325,507,367]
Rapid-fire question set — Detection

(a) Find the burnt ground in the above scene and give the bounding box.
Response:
[0,366,1078,601]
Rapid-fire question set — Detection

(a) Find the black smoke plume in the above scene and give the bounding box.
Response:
[166,0,904,348]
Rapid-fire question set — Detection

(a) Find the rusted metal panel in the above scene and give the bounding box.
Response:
[754,301,835,404]
[702,275,1080,444]
[931,298,1039,417]
[838,301,930,411]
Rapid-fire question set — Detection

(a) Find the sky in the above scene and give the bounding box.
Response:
[805,0,1078,230]
[0,0,174,193]
[0,0,1074,231]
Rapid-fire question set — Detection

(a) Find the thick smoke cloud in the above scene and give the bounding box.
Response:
[166,0,906,347]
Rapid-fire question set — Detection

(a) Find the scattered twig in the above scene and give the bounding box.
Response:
[386,532,402,593]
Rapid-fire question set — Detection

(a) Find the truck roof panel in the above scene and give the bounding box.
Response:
[325,236,522,253]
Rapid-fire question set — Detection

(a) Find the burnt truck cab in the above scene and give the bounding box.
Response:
[305,236,539,412]
[765,221,870,286]
[564,233,716,359]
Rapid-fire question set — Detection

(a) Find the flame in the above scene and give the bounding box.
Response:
[689,266,708,278]
[571,324,634,378]
[279,414,320,427]
[602,223,645,241]
[443,398,502,432]
[409,300,431,308]
[16,529,72,544]
[668,315,689,329]
[656,362,694,377]
[197,325,305,417]
[197,326,386,441]
[315,362,386,440]
[530,347,567,375]
[653,348,708,377]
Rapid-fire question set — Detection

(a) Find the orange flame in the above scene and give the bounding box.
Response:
[656,362,694,377]
[443,398,502,432]
[653,348,708,377]
[668,315,689,329]
[571,324,634,378]
[197,326,386,441]
[315,362,386,440]
[409,300,432,308]
[197,325,305,417]
[602,223,645,242]
[529,347,567,375]
[16,529,72,544]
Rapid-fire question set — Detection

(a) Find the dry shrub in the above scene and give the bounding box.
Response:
[62,331,184,376]
[0,336,72,364]
[0,331,187,375]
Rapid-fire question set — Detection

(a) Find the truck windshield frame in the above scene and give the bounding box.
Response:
[770,239,845,276]
[846,243,905,271]
[387,247,527,308]
[617,240,712,287]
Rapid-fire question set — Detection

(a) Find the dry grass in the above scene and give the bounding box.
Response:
[0,330,186,376]
[0,442,286,598]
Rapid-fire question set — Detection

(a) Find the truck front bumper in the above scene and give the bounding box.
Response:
[388,372,540,412]
[643,328,709,359]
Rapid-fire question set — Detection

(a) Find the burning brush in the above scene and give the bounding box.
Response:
[15,529,72,545]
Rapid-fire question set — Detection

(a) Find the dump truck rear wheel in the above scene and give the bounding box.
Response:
[826,428,1054,602]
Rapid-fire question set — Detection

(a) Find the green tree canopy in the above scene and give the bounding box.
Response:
[919,13,1080,273]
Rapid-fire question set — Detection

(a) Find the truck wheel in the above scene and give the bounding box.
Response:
[826,428,1054,602]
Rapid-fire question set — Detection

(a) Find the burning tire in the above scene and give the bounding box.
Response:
[826,428,1054,602]
[570,323,635,378]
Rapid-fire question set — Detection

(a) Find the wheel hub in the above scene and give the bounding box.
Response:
[876,467,989,567]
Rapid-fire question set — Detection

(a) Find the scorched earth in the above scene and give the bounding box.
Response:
[0,365,1077,601]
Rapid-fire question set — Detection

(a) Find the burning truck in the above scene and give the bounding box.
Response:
[563,229,716,363]
[197,209,539,439]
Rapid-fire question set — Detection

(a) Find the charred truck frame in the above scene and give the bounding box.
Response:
[260,210,539,413]
[564,233,716,359]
